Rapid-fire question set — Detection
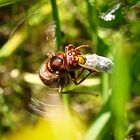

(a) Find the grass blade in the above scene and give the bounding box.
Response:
[85,111,111,140]
[50,0,62,50]
[111,34,130,140]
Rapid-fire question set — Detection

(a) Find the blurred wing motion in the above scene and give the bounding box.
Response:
[79,53,114,73]
[27,23,64,119]
[27,89,64,119]
[44,23,56,46]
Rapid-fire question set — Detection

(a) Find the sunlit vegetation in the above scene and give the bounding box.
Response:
[0,0,140,140]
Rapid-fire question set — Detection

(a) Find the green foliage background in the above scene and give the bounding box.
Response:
[0,0,140,140]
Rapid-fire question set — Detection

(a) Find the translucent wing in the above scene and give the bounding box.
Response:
[8,15,62,119]
[44,23,56,49]
[26,23,64,119]
[27,89,64,119]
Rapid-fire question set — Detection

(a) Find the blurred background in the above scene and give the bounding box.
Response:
[0,0,140,140]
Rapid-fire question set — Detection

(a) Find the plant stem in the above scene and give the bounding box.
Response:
[50,0,62,50]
